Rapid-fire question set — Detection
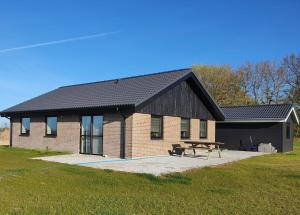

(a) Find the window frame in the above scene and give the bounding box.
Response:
[45,116,58,137]
[20,117,30,136]
[151,115,163,140]
[80,115,104,155]
[200,120,208,139]
[180,117,190,139]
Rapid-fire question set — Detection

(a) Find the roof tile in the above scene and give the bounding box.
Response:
[1,69,191,113]
[221,104,293,120]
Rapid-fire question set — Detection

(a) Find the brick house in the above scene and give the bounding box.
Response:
[0,69,224,158]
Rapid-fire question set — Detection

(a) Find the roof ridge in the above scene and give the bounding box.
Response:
[60,67,191,89]
[220,103,293,108]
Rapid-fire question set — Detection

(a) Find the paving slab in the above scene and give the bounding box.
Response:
[33,150,267,176]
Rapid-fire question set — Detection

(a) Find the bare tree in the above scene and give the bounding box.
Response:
[282,53,300,103]
[238,61,287,104]
[237,63,253,98]
[259,61,286,104]
[238,62,263,104]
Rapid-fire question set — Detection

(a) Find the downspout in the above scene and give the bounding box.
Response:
[120,113,126,159]
[9,117,12,147]
[116,106,127,159]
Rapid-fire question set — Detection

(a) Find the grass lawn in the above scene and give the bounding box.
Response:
[0,142,300,215]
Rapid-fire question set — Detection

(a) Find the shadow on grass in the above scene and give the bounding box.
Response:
[58,165,97,175]
[283,174,300,180]
[285,153,297,156]
[0,168,31,177]
[138,173,192,185]
[104,169,114,173]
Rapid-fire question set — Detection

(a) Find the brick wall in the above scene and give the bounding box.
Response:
[130,113,216,157]
[103,114,122,157]
[207,120,216,142]
[11,113,216,158]
[11,115,80,153]
[124,115,133,158]
[11,114,125,156]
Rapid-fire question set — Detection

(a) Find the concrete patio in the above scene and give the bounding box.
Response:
[33,150,267,176]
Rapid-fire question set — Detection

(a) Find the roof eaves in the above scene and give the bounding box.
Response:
[0,104,135,117]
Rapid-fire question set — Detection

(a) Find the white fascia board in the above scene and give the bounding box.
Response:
[285,107,299,124]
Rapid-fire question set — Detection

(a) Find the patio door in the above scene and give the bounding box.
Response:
[80,116,103,155]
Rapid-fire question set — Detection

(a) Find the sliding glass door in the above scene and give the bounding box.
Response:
[92,116,103,155]
[80,116,103,155]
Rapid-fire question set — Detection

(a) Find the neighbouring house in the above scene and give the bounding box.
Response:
[0,69,224,158]
[216,104,299,152]
[0,128,9,146]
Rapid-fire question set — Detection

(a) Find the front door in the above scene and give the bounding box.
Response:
[80,116,103,155]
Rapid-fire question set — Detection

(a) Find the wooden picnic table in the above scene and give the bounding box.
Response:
[178,140,224,159]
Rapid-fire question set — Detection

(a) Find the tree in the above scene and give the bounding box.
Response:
[282,53,300,103]
[237,61,287,104]
[237,63,261,104]
[193,54,300,137]
[192,65,254,106]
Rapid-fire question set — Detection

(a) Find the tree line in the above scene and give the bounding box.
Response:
[192,53,300,136]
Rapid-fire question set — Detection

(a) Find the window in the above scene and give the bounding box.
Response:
[181,118,190,139]
[21,117,30,135]
[46,116,57,136]
[286,122,290,139]
[200,120,208,139]
[151,115,163,139]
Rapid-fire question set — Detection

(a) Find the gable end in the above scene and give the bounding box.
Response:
[135,76,218,120]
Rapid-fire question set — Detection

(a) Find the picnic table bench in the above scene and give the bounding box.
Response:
[175,140,224,159]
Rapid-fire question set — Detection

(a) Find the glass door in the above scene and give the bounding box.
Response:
[81,116,91,154]
[80,116,103,155]
[92,116,103,155]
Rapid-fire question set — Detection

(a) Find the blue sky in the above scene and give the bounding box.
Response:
[0,0,300,125]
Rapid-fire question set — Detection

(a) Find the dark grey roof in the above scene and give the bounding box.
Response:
[221,104,298,122]
[1,68,224,120]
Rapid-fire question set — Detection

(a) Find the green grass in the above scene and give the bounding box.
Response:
[0,142,300,215]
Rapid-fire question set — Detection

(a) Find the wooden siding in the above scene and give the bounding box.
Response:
[282,115,294,152]
[216,122,285,152]
[136,79,215,120]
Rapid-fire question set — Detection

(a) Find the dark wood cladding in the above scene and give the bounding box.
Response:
[216,122,292,152]
[282,115,294,152]
[136,79,215,120]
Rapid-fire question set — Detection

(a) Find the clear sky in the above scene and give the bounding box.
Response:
[0,0,300,125]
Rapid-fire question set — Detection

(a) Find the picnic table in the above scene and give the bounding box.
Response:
[177,140,224,159]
